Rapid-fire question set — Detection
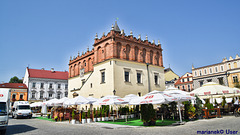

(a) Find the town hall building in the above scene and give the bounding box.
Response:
[68,22,165,98]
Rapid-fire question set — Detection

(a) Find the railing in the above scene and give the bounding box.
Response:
[202,108,221,119]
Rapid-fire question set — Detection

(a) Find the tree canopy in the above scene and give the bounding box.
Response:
[9,76,23,83]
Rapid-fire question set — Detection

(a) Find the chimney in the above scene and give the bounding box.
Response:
[51,68,54,72]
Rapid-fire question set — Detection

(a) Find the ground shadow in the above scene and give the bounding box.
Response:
[6,124,37,135]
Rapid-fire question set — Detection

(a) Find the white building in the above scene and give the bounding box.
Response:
[68,22,165,98]
[23,68,68,102]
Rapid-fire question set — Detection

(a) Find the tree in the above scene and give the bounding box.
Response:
[9,76,23,83]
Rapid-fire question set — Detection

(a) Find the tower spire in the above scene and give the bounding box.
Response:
[111,21,121,32]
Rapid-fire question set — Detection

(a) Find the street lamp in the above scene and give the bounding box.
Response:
[113,90,116,95]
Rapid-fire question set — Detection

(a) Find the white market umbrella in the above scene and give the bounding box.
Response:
[45,98,59,106]
[63,96,89,106]
[54,97,69,106]
[163,90,196,123]
[129,91,177,105]
[93,98,128,105]
[190,82,234,96]
[86,97,98,104]
[123,94,139,102]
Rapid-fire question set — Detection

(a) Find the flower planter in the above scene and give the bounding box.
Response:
[130,114,134,118]
[97,118,101,121]
[109,116,114,120]
[87,118,91,123]
[102,117,105,121]
[120,115,125,119]
[71,119,76,124]
[105,117,109,121]
[93,118,97,122]
[82,119,86,124]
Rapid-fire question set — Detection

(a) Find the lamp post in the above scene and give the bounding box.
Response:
[113,90,116,95]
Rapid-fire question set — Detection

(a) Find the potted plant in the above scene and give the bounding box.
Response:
[71,109,76,124]
[195,96,203,119]
[101,108,105,121]
[87,109,91,123]
[97,109,101,121]
[47,114,50,119]
[93,108,96,122]
[188,104,196,120]
[54,116,58,122]
[82,111,86,124]
[141,104,155,126]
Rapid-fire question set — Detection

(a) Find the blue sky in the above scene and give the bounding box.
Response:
[0,0,239,83]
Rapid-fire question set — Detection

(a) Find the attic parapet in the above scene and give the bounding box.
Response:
[69,48,94,64]
[94,30,162,49]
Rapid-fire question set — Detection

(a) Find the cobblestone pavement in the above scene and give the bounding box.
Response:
[6,116,240,135]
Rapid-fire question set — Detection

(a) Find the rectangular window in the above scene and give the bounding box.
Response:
[49,93,52,98]
[65,92,68,97]
[204,69,207,75]
[40,83,44,88]
[207,79,212,82]
[12,94,16,99]
[57,93,61,99]
[49,83,53,89]
[101,71,105,83]
[233,76,239,83]
[218,77,224,85]
[32,82,36,88]
[187,78,189,82]
[32,93,35,98]
[20,94,23,99]
[65,84,68,90]
[182,85,185,90]
[195,71,197,76]
[125,71,130,82]
[210,68,212,74]
[188,85,191,92]
[199,70,202,76]
[199,81,204,87]
[215,67,218,73]
[154,74,159,85]
[221,66,224,71]
[40,92,43,99]
[137,73,141,83]
[58,84,61,89]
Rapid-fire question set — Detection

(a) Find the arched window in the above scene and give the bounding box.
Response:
[134,46,139,61]
[150,50,153,64]
[105,43,110,59]
[228,63,231,69]
[88,58,92,72]
[156,52,160,66]
[78,62,81,73]
[117,42,121,58]
[97,46,102,63]
[126,44,130,60]
[142,48,146,63]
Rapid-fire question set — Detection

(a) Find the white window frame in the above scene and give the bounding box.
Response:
[136,70,142,84]
[100,69,106,84]
[124,68,131,83]
[209,68,213,74]
[204,69,207,75]
[215,66,218,73]
[220,65,224,72]
[154,73,160,85]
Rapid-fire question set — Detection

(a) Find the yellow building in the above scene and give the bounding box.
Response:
[226,55,240,88]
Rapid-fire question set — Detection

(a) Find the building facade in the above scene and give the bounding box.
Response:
[192,54,240,89]
[23,68,68,102]
[68,22,165,98]
[174,72,193,92]
[0,83,28,105]
[164,68,179,89]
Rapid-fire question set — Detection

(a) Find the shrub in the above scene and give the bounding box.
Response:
[87,109,91,118]
[140,104,155,125]
[72,109,75,119]
[195,96,203,118]
[82,111,86,119]
[183,101,190,120]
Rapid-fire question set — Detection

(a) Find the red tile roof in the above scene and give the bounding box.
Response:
[28,68,68,80]
[0,83,28,89]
